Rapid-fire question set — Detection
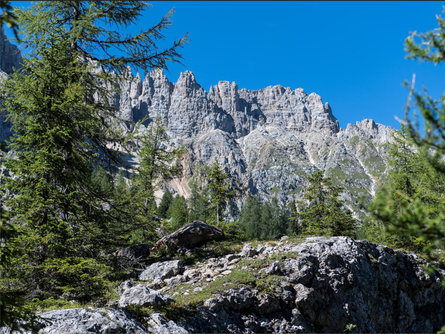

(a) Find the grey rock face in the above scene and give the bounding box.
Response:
[11,307,148,334]
[139,260,184,281]
[147,313,189,334]
[0,30,393,214]
[118,284,172,308]
[114,69,393,217]
[150,237,445,333]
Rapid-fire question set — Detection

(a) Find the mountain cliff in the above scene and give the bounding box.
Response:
[116,69,394,216]
[0,27,394,216]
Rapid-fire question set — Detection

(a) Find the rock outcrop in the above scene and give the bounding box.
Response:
[139,260,184,281]
[3,237,444,333]
[161,237,445,333]
[1,307,148,334]
[118,284,172,308]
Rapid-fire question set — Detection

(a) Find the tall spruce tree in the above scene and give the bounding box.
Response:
[169,195,189,230]
[294,170,357,237]
[187,178,211,223]
[239,194,263,239]
[0,1,186,304]
[207,161,234,226]
[158,189,173,219]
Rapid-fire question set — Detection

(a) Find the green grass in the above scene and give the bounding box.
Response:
[162,245,301,317]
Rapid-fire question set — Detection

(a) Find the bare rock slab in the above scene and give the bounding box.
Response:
[139,260,184,281]
[119,284,172,308]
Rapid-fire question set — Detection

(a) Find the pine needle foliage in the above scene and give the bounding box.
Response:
[0,0,186,308]
[293,170,357,237]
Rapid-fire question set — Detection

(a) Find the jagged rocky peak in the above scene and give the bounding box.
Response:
[167,71,235,138]
[173,70,202,96]
[0,25,21,74]
[209,80,240,112]
[208,79,341,136]
[343,118,394,144]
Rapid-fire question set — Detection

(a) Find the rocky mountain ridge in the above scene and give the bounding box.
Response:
[0,26,394,216]
[116,68,394,216]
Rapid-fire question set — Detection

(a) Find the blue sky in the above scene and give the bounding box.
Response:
[6,1,445,130]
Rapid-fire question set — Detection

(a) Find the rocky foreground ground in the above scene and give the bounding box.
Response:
[4,236,445,333]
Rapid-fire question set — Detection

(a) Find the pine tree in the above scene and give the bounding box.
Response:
[187,178,210,223]
[392,10,445,256]
[239,194,263,239]
[295,170,357,237]
[158,189,173,219]
[0,1,186,304]
[366,128,445,252]
[130,118,184,239]
[268,197,290,238]
[207,161,234,226]
[169,195,189,230]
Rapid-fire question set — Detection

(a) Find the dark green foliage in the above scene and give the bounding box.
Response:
[187,179,211,223]
[0,0,186,309]
[158,189,173,219]
[239,195,290,240]
[128,118,184,240]
[0,208,33,330]
[207,161,235,226]
[169,195,189,231]
[293,170,357,237]
[239,195,263,239]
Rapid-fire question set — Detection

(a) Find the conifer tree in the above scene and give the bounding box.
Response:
[169,195,189,230]
[366,130,445,253]
[294,170,357,237]
[384,10,445,256]
[239,194,263,239]
[158,189,173,219]
[207,161,234,226]
[0,1,186,304]
[130,118,184,238]
[187,178,211,222]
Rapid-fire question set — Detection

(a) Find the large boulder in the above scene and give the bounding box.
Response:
[153,221,224,251]
[139,260,184,281]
